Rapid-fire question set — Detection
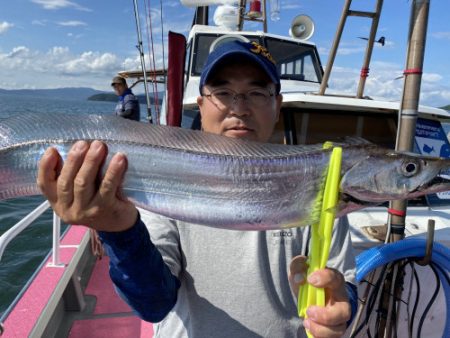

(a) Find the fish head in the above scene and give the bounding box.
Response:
[340,150,450,204]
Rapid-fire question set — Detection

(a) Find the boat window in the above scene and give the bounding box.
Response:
[275,108,397,147]
[191,34,322,84]
[191,34,262,76]
[264,37,323,83]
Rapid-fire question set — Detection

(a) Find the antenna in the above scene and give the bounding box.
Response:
[132,0,153,123]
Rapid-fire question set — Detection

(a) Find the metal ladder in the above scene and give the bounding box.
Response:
[319,0,384,98]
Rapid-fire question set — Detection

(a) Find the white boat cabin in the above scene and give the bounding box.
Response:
[180,24,450,152]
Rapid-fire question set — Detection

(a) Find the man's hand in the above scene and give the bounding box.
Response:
[288,256,351,338]
[37,140,138,232]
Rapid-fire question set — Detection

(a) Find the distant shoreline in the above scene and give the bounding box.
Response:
[0,87,447,110]
[87,93,162,105]
[0,87,163,105]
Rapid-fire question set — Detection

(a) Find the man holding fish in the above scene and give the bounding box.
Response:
[38,41,356,337]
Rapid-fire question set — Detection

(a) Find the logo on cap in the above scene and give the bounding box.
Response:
[249,42,276,65]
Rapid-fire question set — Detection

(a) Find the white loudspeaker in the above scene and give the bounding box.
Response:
[289,15,314,40]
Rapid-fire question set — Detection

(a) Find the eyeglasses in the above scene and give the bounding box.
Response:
[203,88,274,109]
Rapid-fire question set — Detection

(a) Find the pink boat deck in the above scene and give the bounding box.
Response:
[68,256,153,338]
[1,226,153,338]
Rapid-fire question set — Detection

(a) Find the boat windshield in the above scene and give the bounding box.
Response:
[265,37,322,83]
[191,34,323,83]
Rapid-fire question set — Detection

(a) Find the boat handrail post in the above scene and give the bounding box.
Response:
[0,200,51,262]
[48,211,64,267]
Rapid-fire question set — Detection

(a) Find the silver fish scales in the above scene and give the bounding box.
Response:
[1,113,449,230]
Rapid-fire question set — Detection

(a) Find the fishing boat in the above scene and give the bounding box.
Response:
[1,1,449,337]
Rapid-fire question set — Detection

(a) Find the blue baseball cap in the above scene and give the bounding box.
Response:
[199,40,280,94]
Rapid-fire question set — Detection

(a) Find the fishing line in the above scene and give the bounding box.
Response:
[350,272,376,337]
[416,262,440,338]
[356,239,450,337]
[351,258,440,338]
[407,262,420,337]
[350,265,389,338]
[144,0,161,122]
[432,264,450,335]
[159,0,166,92]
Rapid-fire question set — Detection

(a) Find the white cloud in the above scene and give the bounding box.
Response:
[0,41,173,91]
[31,0,92,11]
[32,19,47,26]
[282,0,302,10]
[122,55,142,71]
[419,89,450,107]
[165,1,180,7]
[56,51,119,74]
[318,45,366,58]
[49,46,70,56]
[0,21,14,34]
[0,47,36,73]
[319,37,394,60]
[325,61,450,107]
[7,46,31,58]
[56,20,87,27]
[431,32,450,40]
[0,44,130,90]
[422,73,443,83]
[0,45,119,77]
[337,46,366,56]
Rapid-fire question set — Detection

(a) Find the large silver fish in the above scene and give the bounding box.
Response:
[1,113,449,230]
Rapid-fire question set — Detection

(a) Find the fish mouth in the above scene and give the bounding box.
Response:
[416,173,450,194]
[337,193,381,218]
[341,193,378,207]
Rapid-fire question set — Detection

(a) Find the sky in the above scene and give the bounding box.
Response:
[1,0,449,107]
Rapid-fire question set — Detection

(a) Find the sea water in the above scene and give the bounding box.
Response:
[0,93,147,316]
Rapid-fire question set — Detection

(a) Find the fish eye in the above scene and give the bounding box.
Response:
[401,160,420,177]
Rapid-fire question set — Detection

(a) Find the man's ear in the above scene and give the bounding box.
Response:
[275,94,283,122]
[197,95,203,107]
[197,95,205,117]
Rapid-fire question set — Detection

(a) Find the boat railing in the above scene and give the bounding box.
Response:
[0,200,64,267]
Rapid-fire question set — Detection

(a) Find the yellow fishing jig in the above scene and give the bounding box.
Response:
[297,143,342,337]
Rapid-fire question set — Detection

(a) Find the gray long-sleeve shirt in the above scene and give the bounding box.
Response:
[137,211,356,338]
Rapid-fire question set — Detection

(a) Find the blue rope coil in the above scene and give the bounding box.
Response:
[356,239,450,337]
